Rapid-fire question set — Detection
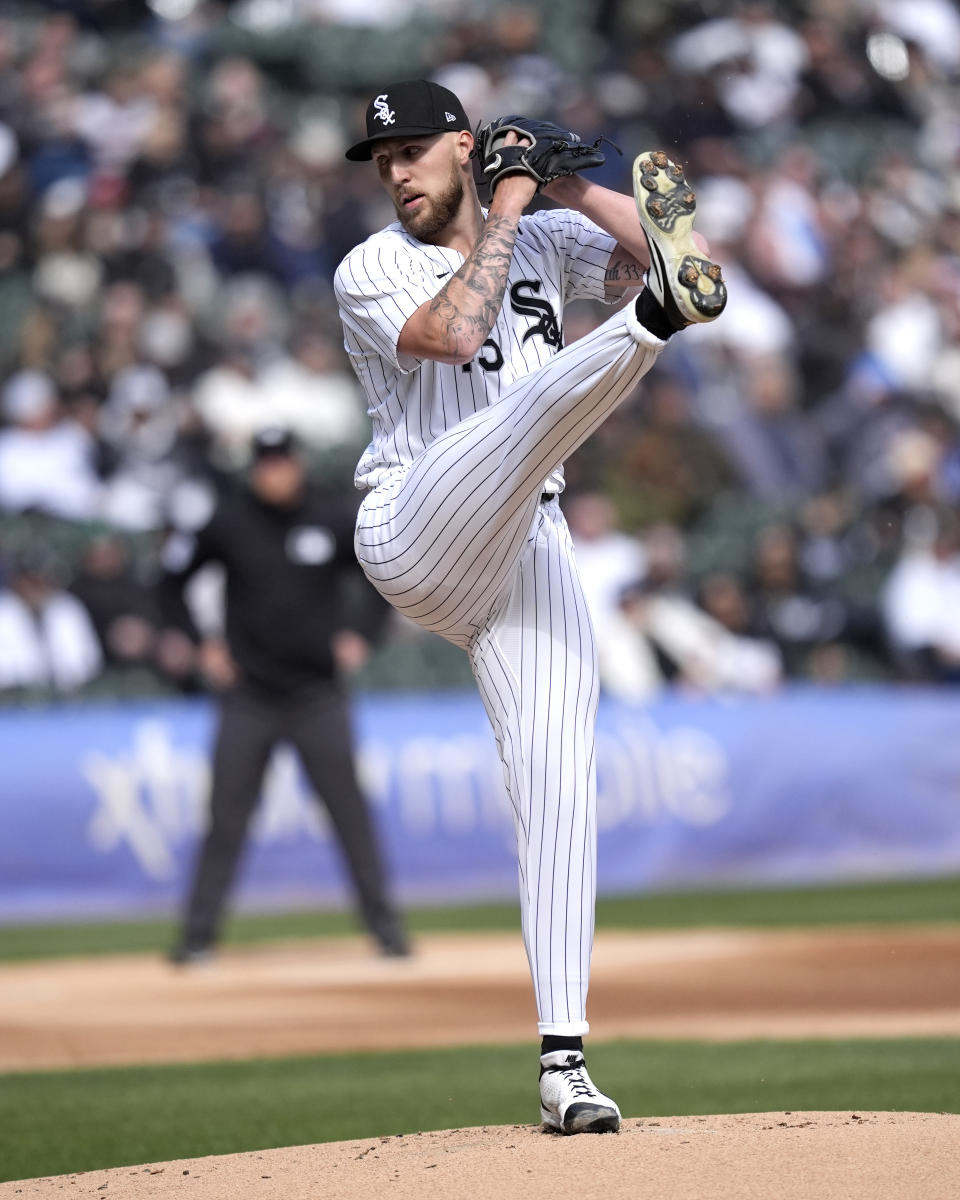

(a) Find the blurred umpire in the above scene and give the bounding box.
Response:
[157,426,409,963]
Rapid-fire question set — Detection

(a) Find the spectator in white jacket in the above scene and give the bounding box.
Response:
[597,524,782,703]
[0,549,102,692]
[883,505,960,682]
[0,370,102,521]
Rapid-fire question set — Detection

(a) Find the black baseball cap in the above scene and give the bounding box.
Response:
[251,427,297,460]
[345,79,471,162]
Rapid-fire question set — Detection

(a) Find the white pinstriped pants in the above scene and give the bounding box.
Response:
[356,301,664,1034]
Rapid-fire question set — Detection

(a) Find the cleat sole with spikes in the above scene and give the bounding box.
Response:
[633,150,727,327]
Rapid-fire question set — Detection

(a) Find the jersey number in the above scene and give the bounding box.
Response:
[462,339,504,373]
[460,280,562,374]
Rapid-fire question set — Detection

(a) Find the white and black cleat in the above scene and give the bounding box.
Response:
[633,149,727,328]
[539,1050,622,1135]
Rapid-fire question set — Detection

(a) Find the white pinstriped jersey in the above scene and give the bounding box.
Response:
[338,193,668,1038]
[334,208,616,493]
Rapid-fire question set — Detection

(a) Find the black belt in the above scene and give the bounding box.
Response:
[540,492,557,503]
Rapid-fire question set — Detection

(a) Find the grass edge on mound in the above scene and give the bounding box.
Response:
[2,1037,959,1184]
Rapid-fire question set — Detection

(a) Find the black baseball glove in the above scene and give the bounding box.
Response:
[473,115,615,195]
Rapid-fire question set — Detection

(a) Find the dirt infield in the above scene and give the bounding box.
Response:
[3,1113,959,1200]
[2,925,960,1071]
[3,926,960,1198]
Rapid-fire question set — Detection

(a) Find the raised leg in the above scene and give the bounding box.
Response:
[355,301,663,646]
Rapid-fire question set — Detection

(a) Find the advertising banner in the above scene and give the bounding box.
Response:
[2,686,960,921]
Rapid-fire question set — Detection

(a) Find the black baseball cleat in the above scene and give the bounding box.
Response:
[371,916,412,958]
[377,930,412,958]
[633,149,727,329]
[168,941,214,967]
[539,1050,622,1135]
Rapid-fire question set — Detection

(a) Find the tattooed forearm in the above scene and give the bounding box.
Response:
[428,213,519,358]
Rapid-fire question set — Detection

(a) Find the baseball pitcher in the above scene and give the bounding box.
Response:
[335,78,726,1134]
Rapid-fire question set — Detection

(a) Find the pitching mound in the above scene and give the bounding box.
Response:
[3,1112,958,1200]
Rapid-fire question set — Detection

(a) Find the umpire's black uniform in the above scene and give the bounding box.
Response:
[158,429,407,961]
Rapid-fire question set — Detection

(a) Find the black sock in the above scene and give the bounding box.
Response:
[541,1035,583,1056]
[635,287,681,340]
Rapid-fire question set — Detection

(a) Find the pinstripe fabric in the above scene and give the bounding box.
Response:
[353,303,662,646]
[336,208,616,496]
[470,502,598,1034]
[337,210,665,1035]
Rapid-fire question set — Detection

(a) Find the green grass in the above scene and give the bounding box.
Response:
[1,875,958,962]
[2,1038,958,1183]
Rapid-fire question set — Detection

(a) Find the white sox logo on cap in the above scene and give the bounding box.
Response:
[373,94,395,126]
[345,79,471,160]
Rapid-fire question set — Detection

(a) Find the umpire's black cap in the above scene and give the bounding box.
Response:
[345,79,471,162]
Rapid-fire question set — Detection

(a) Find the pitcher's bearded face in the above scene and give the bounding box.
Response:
[396,169,464,239]
[373,134,466,241]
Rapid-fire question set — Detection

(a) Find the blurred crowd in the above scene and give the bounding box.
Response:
[1,0,960,701]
